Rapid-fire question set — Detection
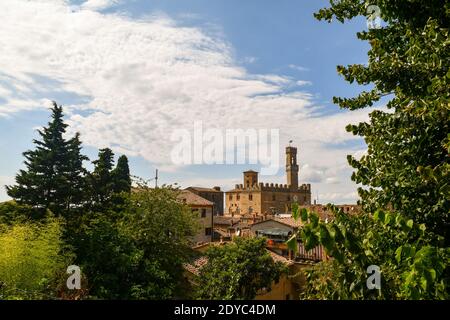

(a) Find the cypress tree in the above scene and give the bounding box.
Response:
[6,102,88,216]
[112,155,131,193]
[90,148,115,208]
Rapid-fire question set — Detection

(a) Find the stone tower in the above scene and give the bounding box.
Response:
[243,170,258,188]
[286,146,299,190]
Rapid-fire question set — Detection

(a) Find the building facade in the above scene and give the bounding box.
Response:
[225,146,311,216]
[177,190,214,245]
[185,186,224,215]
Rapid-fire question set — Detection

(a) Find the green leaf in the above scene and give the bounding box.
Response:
[300,208,308,222]
[395,246,402,263]
[286,234,298,254]
[406,219,414,230]
[309,212,319,227]
[292,203,299,220]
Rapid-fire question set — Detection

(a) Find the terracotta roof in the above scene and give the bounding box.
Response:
[273,217,303,228]
[251,217,303,229]
[213,228,229,237]
[267,249,294,266]
[214,216,240,226]
[186,187,222,193]
[183,249,293,275]
[177,190,213,206]
[183,256,208,275]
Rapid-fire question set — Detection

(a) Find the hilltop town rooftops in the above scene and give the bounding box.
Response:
[186,186,222,193]
[183,248,294,276]
[177,190,213,207]
[213,216,240,226]
[251,216,303,229]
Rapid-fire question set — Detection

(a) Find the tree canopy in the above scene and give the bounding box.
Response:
[196,237,286,300]
[293,0,449,300]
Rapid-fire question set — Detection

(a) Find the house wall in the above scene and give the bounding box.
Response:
[190,206,213,244]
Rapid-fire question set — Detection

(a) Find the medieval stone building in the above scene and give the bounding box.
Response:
[225,146,311,216]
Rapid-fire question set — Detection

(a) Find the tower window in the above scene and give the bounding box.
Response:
[272,194,276,201]
[249,194,253,201]
[237,194,240,200]
[287,195,291,201]
[229,194,233,200]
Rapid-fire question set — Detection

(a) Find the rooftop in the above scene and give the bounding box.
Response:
[186,186,223,193]
[177,190,214,207]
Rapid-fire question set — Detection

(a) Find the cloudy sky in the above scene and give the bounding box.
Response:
[0,0,377,204]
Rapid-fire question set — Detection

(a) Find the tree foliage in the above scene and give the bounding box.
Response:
[292,205,449,300]
[6,102,88,217]
[196,237,286,300]
[0,217,73,299]
[66,186,199,299]
[294,1,449,300]
[113,155,132,194]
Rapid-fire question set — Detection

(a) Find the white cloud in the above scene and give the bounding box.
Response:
[288,64,309,72]
[0,0,375,203]
[296,80,312,86]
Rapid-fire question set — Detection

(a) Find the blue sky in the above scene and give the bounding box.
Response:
[0,0,375,203]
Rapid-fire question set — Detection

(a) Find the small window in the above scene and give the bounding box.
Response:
[272,194,276,201]
[287,195,291,201]
[229,194,233,200]
[249,194,253,201]
[205,227,212,236]
[237,194,240,200]
[201,208,207,218]
[191,208,198,213]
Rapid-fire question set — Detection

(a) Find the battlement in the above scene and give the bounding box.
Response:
[232,182,311,193]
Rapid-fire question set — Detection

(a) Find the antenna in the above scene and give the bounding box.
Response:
[155,169,158,188]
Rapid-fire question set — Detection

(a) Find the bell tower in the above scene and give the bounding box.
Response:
[243,170,258,188]
[286,146,299,190]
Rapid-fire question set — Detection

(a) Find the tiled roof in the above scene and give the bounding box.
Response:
[214,216,240,225]
[177,190,213,206]
[183,249,293,275]
[186,187,222,193]
[273,217,303,228]
[267,249,294,266]
[183,256,209,276]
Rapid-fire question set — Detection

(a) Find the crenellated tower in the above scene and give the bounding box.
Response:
[286,146,299,190]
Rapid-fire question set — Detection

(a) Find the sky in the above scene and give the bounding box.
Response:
[0,0,378,204]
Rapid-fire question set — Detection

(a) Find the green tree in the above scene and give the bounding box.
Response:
[0,216,73,299]
[289,205,449,300]
[89,148,115,210]
[315,0,449,241]
[120,186,199,299]
[0,201,38,225]
[196,237,286,300]
[112,155,131,194]
[6,102,88,217]
[68,185,199,299]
